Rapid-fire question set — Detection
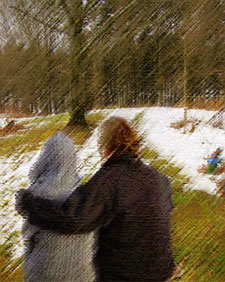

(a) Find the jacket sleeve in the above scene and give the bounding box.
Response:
[16,166,119,234]
[162,175,173,213]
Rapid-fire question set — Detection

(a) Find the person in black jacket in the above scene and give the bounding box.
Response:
[16,116,175,282]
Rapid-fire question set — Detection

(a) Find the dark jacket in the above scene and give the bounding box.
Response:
[17,149,175,282]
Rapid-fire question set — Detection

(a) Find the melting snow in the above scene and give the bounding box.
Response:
[0,107,224,258]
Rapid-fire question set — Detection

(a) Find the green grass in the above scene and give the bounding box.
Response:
[1,111,225,281]
[172,190,225,281]
[133,110,145,126]
[0,233,23,282]
[85,110,110,128]
[0,114,70,157]
[20,113,70,125]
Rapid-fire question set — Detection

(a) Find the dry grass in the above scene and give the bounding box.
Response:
[215,178,225,197]
[215,162,225,175]
[197,163,208,174]
[173,97,224,111]
[0,120,25,136]
[170,118,200,133]
[211,119,223,129]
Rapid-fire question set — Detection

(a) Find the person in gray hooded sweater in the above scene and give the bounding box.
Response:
[21,131,96,282]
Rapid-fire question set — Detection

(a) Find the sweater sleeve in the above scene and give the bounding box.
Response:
[16,166,119,234]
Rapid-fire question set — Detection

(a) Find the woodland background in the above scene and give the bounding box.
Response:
[0,0,224,123]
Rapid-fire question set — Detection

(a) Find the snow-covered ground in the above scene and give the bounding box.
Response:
[0,107,224,257]
[84,107,225,194]
[139,107,224,194]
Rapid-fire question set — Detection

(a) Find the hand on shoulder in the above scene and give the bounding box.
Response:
[15,189,32,217]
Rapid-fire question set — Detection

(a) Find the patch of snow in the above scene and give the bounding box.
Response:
[1,106,225,259]
[135,107,223,194]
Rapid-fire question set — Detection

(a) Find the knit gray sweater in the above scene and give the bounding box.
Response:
[22,132,96,282]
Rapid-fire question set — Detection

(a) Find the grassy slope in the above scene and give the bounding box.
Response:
[0,112,224,281]
[142,148,225,282]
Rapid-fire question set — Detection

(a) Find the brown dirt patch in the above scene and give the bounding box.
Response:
[0,120,24,136]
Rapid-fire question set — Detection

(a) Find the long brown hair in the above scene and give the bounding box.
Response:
[98,116,141,158]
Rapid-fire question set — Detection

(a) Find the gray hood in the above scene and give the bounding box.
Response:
[28,131,80,201]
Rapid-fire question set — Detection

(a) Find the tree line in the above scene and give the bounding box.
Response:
[0,0,224,123]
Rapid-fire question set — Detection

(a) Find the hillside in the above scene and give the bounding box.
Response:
[0,107,225,281]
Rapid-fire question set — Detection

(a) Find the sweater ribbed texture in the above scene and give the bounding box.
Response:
[22,132,96,282]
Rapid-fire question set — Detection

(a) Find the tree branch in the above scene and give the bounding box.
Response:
[10,5,69,36]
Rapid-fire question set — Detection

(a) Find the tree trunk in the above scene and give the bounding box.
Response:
[67,0,87,126]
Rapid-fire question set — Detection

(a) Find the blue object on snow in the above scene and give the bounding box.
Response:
[207,158,221,164]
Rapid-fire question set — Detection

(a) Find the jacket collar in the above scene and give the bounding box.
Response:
[103,149,138,166]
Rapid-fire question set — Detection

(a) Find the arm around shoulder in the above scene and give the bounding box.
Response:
[15,166,119,234]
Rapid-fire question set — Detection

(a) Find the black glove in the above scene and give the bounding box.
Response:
[15,189,32,217]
